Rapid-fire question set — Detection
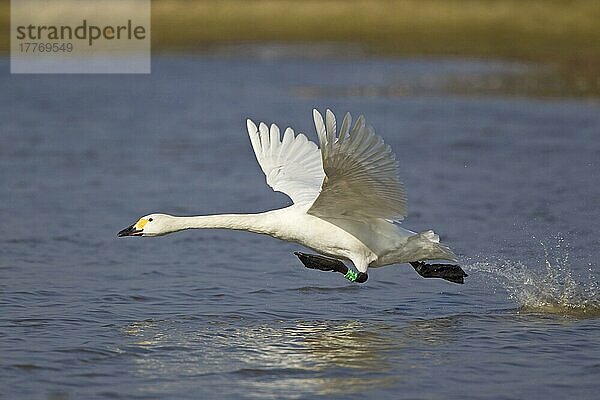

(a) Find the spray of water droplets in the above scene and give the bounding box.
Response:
[466,236,600,318]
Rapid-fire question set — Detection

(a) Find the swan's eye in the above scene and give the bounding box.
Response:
[148,218,153,222]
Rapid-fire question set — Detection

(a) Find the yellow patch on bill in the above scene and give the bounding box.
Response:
[136,218,149,230]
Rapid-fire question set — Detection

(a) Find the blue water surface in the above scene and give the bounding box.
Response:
[1,55,599,399]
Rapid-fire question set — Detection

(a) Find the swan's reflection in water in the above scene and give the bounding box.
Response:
[122,317,461,396]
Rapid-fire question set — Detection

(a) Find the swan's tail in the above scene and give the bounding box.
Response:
[402,230,458,263]
[374,230,458,267]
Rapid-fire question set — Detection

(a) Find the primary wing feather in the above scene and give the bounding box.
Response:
[247,119,324,204]
[308,109,407,221]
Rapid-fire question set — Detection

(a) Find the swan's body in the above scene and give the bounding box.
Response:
[119,109,463,283]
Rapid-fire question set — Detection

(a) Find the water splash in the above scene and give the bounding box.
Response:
[467,237,600,318]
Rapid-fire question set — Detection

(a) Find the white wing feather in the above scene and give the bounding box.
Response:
[247,119,324,204]
[308,109,407,221]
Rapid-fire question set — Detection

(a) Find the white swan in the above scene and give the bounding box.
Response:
[118,109,466,284]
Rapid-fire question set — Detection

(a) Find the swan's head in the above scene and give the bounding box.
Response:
[117,214,173,237]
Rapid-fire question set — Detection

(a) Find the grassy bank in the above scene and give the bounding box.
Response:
[3,1,600,96]
[152,0,600,96]
[151,1,598,60]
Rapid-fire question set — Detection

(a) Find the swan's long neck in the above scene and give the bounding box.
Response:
[167,213,276,235]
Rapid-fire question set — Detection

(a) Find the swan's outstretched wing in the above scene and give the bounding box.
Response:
[307,109,407,221]
[247,119,324,204]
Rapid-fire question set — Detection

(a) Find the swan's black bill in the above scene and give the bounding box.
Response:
[117,224,142,237]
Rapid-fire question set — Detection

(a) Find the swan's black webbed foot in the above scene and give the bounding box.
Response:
[294,252,368,283]
[294,252,347,273]
[410,261,468,284]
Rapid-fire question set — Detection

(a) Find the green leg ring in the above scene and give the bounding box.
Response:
[344,270,358,282]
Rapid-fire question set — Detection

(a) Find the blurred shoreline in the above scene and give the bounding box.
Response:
[2,0,599,97]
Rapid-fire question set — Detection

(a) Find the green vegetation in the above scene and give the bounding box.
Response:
[151,0,600,96]
[150,1,598,61]
[3,1,600,96]
[0,2,8,53]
